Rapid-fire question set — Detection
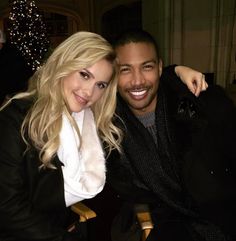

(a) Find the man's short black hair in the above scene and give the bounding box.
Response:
[113,29,160,59]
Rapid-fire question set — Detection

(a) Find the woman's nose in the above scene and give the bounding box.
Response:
[82,82,95,98]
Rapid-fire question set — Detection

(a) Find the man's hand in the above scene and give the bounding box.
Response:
[175,66,208,97]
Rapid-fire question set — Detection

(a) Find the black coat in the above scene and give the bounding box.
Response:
[106,68,236,241]
[0,99,83,241]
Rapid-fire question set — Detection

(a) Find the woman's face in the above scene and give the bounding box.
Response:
[63,58,113,113]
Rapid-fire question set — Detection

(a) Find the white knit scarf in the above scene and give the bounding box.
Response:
[57,108,106,207]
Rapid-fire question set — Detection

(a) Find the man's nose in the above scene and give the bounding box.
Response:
[131,69,145,86]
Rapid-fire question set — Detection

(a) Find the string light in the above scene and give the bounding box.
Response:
[8,0,50,70]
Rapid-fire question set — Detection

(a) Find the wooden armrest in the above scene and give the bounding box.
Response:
[135,204,154,241]
[136,211,154,230]
[71,202,97,222]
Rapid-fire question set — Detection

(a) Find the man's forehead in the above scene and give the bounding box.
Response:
[116,42,157,63]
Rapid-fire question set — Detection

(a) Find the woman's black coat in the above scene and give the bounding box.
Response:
[0,99,81,241]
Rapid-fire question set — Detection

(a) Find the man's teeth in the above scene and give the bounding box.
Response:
[130,90,147,96]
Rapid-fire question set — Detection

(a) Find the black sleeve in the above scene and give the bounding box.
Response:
[200,85,236,172]
[0,105,80,241]
[162,65,192,98]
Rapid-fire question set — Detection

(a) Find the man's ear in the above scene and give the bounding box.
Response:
[158,59,163,76]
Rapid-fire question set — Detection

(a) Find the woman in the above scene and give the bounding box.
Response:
[0,31,122,241]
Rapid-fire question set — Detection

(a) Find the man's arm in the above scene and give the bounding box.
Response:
[162,65,208,97]
[175,66,208,96]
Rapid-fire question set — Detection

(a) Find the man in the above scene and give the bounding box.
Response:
[103,29,236,241]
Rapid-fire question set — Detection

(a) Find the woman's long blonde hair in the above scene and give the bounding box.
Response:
[2,31,122,167]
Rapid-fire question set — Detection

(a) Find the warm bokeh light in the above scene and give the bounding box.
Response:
[8,0,50,70]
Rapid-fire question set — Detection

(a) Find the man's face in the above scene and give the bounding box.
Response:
[116,42,162,116]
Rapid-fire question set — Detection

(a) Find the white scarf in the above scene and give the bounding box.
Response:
[57,108,106,207]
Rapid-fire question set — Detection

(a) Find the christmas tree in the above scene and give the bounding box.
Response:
[8,0,50,70]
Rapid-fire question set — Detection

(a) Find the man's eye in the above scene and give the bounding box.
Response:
[97,82,108,89]
[79,71,90,80]
[143,64,154,70]
[119,67,130,73]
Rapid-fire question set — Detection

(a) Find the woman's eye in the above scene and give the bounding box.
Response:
[97,82,108,89]
[79,71,90,80]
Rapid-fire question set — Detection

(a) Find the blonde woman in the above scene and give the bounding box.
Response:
[0,31,122,241]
